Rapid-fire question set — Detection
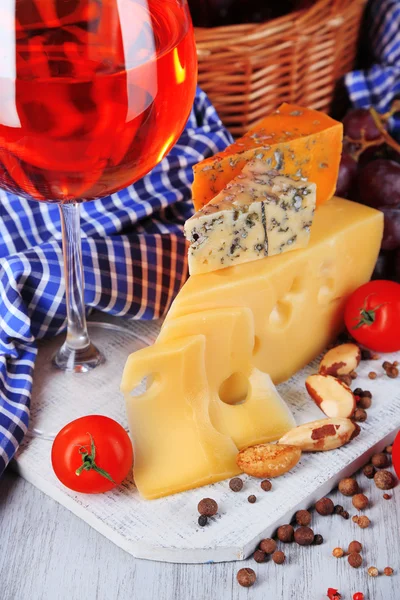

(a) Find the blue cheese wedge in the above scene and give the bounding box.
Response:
[185,159,316,275]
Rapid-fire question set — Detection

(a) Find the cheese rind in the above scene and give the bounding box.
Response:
[185,160,316,275]
[165,198,384,384]
[192,103,343,210]
[121,336,240,499]
[158,307,295,448]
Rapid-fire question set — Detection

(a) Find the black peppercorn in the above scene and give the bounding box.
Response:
[198,515,208,527]
[248,495,257,504]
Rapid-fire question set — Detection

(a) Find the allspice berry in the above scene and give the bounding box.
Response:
[248,495,257,504]
[332,547,344,558]
[384,567,394,576]
[367,566,379,577]
[353,515,370,529]
[277,524,294,543]
[348,552,363,568]
[260,479,272,492]
[295,509,312,526]
[315,497,334,516]
[260,538,276,554]
[229,477,243,492]
[338,478,359,496]
[348,540,362,554]
[374,470,396,490]
[237,568,256,588]
[353,408,367,422]
[371,452,389,468]
[272,550,285,565]
[253,549,266,563]
[198,498,218,516]
[352,493,369,510]
[363,464,376,479]
[358,396,372,409]
[294,526,314,546]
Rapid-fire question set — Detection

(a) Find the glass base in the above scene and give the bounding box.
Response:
[52,340,104,373]
[27,318,152,440]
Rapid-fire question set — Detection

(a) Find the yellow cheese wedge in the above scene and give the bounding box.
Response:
[164,198,384,384]
[158,307,295,448]
[121,335,240,499]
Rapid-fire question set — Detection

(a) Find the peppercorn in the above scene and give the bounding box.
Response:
[253,549,266,563]
[260,479,272,492]
[237,568,256,587]
[384,567,394,576]
[295,509,312,526]
[272,550,285,564]
[229,477,243,492]
[338,478,359,497]
[371,452,389,468]
[248,495,257,504]
[294,526,314,546]
[353,515,370,529]
[313,534,323,545]
[394,361,399,367]
[315,497,334,516]
[350,371,358,379]
[332,547,344,558]
[358,396,372,409]
[374,470,396,490]
[334,504,344,514]
[348,540,362,554]
[385,445,393,454]
[367,566,379,577]
[368,371,377,380]
[277,524,294,543]
[362,349,374,360]
[353,387,364,396]
[352,493,369,510]
[198,498,218,516]
[363,464,376,479]
[348,552,363,568]
[353,594,364,600]
[383,493,392,500]
[260,538,276,554]
[387,366,399,378]
[382,361,391,370]
[353,408,367,422]
[198,515,208,527]
[362,390,372,398]
[340,510,350,520]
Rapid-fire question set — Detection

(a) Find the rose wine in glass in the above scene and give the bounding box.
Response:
[0,0,197,375]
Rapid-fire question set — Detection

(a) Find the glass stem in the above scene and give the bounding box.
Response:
[59,203,90,351]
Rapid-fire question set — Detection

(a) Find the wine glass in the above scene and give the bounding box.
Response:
[0,0,197,377]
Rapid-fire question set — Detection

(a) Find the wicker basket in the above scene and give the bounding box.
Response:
[195,0,367,137]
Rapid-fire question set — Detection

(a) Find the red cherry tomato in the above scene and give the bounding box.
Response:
[393,431,400,480]
[51,415,133,493]
[344,280,400,352]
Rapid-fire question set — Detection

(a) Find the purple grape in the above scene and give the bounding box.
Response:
[379,206,400,250]
[335,153,357,198]
[343,108,382,141]
[357,159,400,208]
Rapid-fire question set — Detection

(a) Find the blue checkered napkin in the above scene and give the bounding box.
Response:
[0,88,233,476]
[345,0,400,139]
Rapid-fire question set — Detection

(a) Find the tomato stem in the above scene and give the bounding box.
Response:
[75,432,116,484]
[353,300,387,330]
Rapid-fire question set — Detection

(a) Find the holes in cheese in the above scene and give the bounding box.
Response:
[165,198,384,384]
[185,161,317,275]
[121,335,240,499]
[157,307,295,449]
[192,103,343,211]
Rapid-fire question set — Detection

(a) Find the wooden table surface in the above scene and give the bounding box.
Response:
[1,465,398,600]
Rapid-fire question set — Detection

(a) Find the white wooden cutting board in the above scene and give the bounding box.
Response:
[13,315,400,564]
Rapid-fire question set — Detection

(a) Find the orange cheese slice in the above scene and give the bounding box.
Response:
[192,103,343,210]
